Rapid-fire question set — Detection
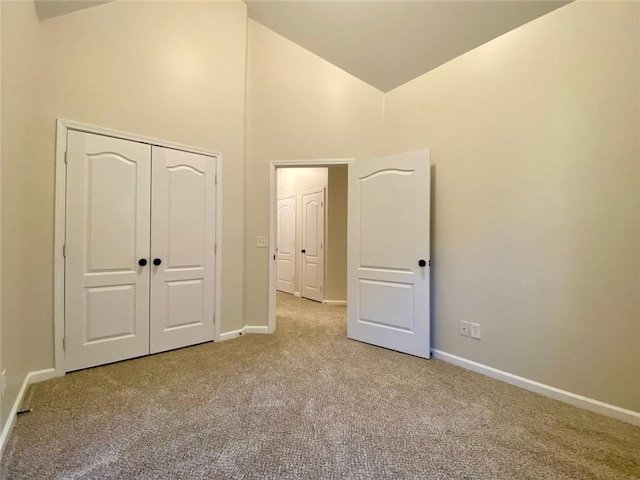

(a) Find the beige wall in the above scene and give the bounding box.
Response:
[0,0,3,429]
[1,0,44,429]
[326,167,348,302]
[277,167,327,295]
[245,20,385,327]
[1,0,248,430]
[384,1,640,411]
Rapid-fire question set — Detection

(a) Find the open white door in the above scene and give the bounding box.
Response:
[301,190,325,302]
[347,149,430,358]
[149,147,216,354]
[65,131,151,371]
[276,195,296,294]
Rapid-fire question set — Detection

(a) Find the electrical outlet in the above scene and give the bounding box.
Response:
[471,323,481,340]
[1,369,6,397]
[256,236,268,248]
[459,321,470,337]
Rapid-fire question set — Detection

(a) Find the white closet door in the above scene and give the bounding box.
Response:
[150,147,216,354]
[276,195,295,294]
[301,190,325,302]
[65,130,151,372]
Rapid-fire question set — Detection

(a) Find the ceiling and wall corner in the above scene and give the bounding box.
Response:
[33,0,571,91]
[245,0,571,92]
[34,0,113,21]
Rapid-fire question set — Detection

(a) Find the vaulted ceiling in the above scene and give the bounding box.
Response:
[34,0,571,92]
[245,1,571,92]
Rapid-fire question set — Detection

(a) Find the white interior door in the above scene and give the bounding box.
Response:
[149,147,216,354]
[65,130,151,371]
[347,149,431,358]
[276,195,296,294]
[301,190,325,302]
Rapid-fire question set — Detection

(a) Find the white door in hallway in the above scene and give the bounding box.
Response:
[276,195,296,294]
[301,189,325,302]
[65,131,152,371]
[347,149,431,358]
[149,147,216,354]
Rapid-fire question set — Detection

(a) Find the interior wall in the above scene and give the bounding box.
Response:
[245,20,385,327]
[1,0,248,431]
[277,167,328,296]
[0,0,3,430]
[1,0,43,430]
[383,1,640,412]
[326,167,348,302]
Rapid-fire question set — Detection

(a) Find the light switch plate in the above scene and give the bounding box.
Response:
[257,236,268,248]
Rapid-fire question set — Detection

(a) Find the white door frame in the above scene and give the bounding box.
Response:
[54,119,223,376]
[268,159,353,334]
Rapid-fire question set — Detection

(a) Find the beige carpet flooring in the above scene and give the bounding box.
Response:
[2,292,639,479]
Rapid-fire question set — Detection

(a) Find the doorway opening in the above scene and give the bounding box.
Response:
[268,160,352,333]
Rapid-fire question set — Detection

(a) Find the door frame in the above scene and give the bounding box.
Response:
[53,119,223,376]
[268,159,353,334]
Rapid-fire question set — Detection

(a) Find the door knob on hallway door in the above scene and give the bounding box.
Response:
[418,259,427,267]
[153,258,162,266]
[138,259,148,267]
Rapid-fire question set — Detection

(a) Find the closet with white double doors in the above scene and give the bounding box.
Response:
[64,130,217,371]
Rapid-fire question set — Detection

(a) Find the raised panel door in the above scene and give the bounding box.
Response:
[347,150,431,358]
[65,130,151,371]
[149,147,216,354]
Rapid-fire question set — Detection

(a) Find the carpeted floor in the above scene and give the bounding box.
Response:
[2,292,639,479]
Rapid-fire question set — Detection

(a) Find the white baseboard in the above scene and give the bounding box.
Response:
[324,300,347,306]
[219,325,271,341]
[244,325,269,334]
[431,349,640,426]
[0,368,56,456]
[29,368,58,384]
[219,328,243,342]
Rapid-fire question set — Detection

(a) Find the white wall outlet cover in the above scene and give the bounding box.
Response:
[471,323,481,340]
[257,236,268,247]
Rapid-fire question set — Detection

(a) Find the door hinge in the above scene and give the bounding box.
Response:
[63,244,67,257]
[62,338,66,351]
[214,244,217,254]
[320,286,323,291]
[64,151,68,164]
[215,174,218,185]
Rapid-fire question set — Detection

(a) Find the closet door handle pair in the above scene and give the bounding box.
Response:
[138,258,162,267]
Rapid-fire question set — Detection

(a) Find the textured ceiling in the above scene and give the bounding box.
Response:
[246,1,571,92]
